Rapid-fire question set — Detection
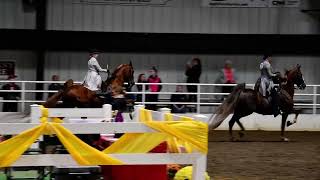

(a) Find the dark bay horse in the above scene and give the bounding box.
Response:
[43,62,135,108]
[209,64,306,141]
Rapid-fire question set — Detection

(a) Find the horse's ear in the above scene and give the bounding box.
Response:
[129,61,132,67]
[297,64,301,69]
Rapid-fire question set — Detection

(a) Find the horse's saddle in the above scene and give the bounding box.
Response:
[254,78,273,104]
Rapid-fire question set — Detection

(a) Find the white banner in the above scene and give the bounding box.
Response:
[74,0,171,5]
[269,0,300,7]
[202,0,300,8]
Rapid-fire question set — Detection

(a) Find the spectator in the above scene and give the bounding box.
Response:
[146,66,162,111]
[185,58,202,112]
[111,86,127,112]
[215,60,237,100]
[170,85,187,113]
[48,75,63,98]
[136,73,148,103]
[1,75,20,112]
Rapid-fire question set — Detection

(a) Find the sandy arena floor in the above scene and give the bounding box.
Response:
[207,131,320,180]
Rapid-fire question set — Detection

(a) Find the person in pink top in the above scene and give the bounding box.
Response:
[215,60,237,100]
[146,66,162,110]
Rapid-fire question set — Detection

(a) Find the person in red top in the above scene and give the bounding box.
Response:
[146,66,162,110]
[215,60,237,100]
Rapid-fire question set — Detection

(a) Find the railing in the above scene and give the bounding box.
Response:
[0,81,318,114]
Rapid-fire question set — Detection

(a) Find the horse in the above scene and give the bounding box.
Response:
[209,64,306,141]
[41,62,134,150]
[43,62,135,109]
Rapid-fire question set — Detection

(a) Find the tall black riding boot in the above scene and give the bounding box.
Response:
[271,88,281,117]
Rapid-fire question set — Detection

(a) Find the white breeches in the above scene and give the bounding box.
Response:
[83,71,102,91]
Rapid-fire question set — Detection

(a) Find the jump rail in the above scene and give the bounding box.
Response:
[0,104,208,180]
[0,80,318,114]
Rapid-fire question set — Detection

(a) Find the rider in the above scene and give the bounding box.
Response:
[259,54,281,117]
[83,49,109,92]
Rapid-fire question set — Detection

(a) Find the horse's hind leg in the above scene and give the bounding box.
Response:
[228,115,238,141]
[287,108,301,127]
[235,119,245,139]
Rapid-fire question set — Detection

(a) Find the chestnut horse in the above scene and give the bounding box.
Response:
[44,62,135,108]
[209,64,306,141]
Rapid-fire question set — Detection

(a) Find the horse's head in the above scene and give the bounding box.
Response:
[124,61,135,89]
[286,64,306,90]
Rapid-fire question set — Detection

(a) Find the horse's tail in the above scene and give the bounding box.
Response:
[42,79,74,108]
[42,90,64,108]
[64,79,74,90]
[208,83,245,129]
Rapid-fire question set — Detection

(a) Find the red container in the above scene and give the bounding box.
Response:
[101,142,168,180]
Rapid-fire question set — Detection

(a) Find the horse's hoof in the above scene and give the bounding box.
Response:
[286,121,293,127]
[281,137,290,142]
[239,132,245,138]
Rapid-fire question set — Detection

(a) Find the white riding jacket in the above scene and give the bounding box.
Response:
[259,60,277,96]
[83,57,108,91]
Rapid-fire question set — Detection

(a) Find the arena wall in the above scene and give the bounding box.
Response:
[1,0,318,34]
[0,0,36,29]
[46,0,319,34]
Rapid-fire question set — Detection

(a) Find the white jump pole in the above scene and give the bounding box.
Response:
[193,114,209,124]
[159,108,171,121]
[102,104,112,122]
[30,104,41,123]
[30,104,41,149]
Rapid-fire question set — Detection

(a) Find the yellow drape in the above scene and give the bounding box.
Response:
[0,106,207,167]
[104,109,208,154]
[0,106,123,167]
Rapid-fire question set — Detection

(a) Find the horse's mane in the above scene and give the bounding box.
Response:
[105,64,127,85]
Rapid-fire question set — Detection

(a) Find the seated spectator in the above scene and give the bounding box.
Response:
[136,73,148,102]
[111,86,127,112]
[48,75,63,98]
[170,85,187,113]
[0,75,20,112]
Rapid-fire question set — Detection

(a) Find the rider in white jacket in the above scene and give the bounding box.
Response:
[83,50,109,91]
[259,54,281,117]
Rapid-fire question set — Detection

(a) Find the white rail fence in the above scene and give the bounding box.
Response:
[0,104,208,180]
[0,81,318,114]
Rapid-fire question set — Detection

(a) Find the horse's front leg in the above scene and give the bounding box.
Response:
[281,113,290,142]
[287,108,301,127]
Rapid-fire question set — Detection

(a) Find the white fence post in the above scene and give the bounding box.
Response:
[102,104,112,122]
[21,82,25,113]
[197,84,201,114]
[313,86,317,114]
[30,104,41,123]
[133,105,145,122]
[30,104,41,149]
[142,84,146,106]
[192,154,207,180]
[160,107,171,121]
